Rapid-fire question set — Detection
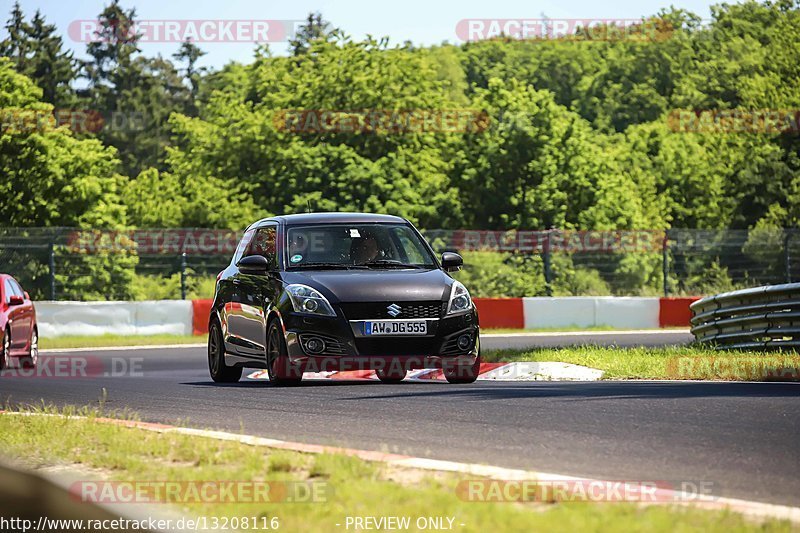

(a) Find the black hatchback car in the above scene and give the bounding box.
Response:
[208,213,480,385]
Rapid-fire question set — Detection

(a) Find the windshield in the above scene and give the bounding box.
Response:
[286,224,437,269]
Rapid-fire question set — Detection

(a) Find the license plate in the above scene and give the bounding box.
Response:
[364,320,427,336]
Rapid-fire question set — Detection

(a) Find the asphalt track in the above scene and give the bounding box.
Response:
[2,331,798,508]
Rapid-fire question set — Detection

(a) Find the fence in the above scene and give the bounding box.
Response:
[0,228,798,301]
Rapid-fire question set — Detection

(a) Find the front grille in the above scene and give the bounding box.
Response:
[340,301,444,320]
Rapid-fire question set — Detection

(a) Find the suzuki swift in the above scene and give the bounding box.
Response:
[208,213,480,385]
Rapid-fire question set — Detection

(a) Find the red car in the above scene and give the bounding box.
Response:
[0,274,38,370]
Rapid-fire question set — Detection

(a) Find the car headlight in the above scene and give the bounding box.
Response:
[285,284,336,317]
[447,281,473,315]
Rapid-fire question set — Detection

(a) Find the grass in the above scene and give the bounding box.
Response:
[483,345,800,381]
[40,334,206,350]
[0,405,793,532]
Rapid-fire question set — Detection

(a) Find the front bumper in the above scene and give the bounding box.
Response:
[282,310,479,372]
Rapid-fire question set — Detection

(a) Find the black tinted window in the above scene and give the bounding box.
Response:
[286,224,435,267]
[245,226,278,269]
[233,228,256,264]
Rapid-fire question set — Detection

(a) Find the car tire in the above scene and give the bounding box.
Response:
[208,321,242,383]
[0,327,9,371]
[21,327,38,369]
[443,354,481,384]
[376,367,406,383]
[266,320,302,386]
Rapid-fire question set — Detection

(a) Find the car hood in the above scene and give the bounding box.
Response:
[281,268,453,303]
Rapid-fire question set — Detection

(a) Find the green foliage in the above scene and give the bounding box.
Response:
[129,273,217,301]
[0,2,77,107]
[453,251,545,297]
[55,246,138,300]
[0,57,126,227]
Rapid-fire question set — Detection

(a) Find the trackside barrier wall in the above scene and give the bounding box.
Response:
[34,297,699,337]
[522,297,662,329]
[659,297,699,327]
[35,301,193,337]
[192,299,214,335]
[472,298,525,329]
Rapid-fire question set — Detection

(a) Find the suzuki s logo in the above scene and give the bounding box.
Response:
[387,303,402,317]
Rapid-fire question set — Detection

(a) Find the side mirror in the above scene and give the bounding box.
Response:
[9,295,24,306]
[237,254,270,275]
[24,291,30,300]
[441,252,463,272]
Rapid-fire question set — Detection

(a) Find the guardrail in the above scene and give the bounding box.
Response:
[690,283,800,350]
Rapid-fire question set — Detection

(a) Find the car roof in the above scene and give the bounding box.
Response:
[254,212,408,227]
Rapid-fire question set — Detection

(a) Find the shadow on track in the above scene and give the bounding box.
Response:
[182,379,800,400]
[181,379,441,388]
[321,380,800,401]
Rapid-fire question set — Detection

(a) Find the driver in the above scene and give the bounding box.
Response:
[351,234,380,264]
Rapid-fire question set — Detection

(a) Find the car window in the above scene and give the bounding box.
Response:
[393,228,428,264]
[286,224,436,267]
[233,228,257,264]
[245,226,278,270]
[3,279,14,303]
[9,279,24,298]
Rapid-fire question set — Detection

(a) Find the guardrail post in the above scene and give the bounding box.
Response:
[786,232,792,284]
[662,232,670,297]
[180,252,187,300]
[543,229,553,296]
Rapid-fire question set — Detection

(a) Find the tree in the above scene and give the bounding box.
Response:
[82,1,190,176]
[166,35,467,228]
[0,57,125,227]
[288,12,335,56]
[0,57,136,299]
[172,39,206,115]
[0,3,76,107]
[452,78,656,230]
[0,3,30,70]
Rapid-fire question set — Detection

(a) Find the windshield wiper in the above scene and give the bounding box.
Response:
[291,262,367,270]
[358,259,427,269]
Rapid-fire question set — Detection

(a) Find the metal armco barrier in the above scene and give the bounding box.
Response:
[690,283,800,350]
